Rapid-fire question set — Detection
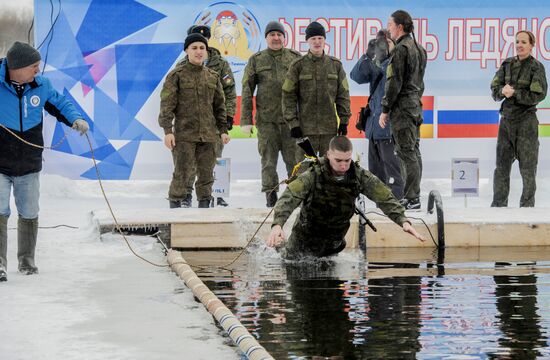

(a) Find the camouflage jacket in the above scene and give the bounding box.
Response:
[272,158,408,233]
[241,47,302,126]
[178,47,236,117]
[491,55,547,120]
[282,51,351,135]
[158,62,227,142]
[381,35,427,131]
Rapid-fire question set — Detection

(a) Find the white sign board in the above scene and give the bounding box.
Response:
[452,158,479,196]
[213,158,231,197]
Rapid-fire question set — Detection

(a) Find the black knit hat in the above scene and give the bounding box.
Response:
[305,21,326,40]
[264,21,285,37]
[184,33,209,50]
[6,41,41,70]
[188,25,211,40]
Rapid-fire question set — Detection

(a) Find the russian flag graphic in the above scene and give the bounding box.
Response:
[437,96,499,138]
[346,96,434,138]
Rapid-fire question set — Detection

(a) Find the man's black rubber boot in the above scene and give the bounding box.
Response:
[18,217,39,275]
[0,215,8,279]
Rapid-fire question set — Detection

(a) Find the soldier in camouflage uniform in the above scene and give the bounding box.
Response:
[158,34,230,208]
[241,21,302,207]
[282,21,351,159]
[178,25,236,207]
[491,30,547,207]
[266,136,425,258]
[379,10,427,211]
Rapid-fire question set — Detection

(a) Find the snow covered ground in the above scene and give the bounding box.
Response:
[1,173,550,359]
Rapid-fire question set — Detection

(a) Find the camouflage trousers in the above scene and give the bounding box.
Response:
[257,122,299,192]
[169,141,216,201]
[186,137,223,194]
[392,124,422,200]
[491,116,539,207]
[283,221,348,259]
[295,134,334,163]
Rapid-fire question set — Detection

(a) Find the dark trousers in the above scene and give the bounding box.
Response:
[392,125,422,200]
[492,116,539,207]
[368,138,404,200]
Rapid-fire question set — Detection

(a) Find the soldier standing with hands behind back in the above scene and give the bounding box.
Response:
[158,34,229,209]
[379,10,427,210]
[490,30,547,207]
[241,21,302,207]
[282,21,351,158]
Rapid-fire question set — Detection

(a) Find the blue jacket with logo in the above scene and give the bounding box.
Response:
[0,58,82,176]
[350,55,392,140]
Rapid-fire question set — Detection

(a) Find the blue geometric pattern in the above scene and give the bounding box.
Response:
[36,0,183,179]
[75,0,166,56]
[80,136,142,180]
[116,43,184,117]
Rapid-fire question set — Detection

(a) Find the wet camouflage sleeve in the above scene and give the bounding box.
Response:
[282,60,301,129]
[491,63,507,102]
[335,62,351,124]
[240,56,257,126]
[272,169,315,227]
[358,168,408,226]
[514,63,547,106]
[381,46,406,114]
[158,70,179,134]
[220,58,237,117]
[213,77,228,134]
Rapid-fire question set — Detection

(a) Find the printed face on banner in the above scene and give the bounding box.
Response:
[193,3,262,64]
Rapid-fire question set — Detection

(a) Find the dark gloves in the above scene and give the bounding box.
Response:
[290,127,303,139]
[338,123,348,136]
[227,116,234,131]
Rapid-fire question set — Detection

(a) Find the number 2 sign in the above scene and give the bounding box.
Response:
[452,158,479,197]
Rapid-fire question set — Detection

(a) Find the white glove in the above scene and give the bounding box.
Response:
[72,119,89,135]
[241,125,253,135]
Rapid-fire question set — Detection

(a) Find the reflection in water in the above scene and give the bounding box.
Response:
[198,249,550,359]
[489,273,547,359]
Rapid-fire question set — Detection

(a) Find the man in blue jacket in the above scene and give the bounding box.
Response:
[350,30,404,201]
[0,42,89,282]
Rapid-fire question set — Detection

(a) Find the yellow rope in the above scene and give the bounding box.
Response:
[0,123,68,149]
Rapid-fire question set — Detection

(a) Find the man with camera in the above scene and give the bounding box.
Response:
[350,30,404,200]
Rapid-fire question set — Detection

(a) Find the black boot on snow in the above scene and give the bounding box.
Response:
[18,217,39,275]
[216,197,229,207]
[169,200,181,208]
[0,267,7,282]
[198,199,211,208]
[181,193,192,208]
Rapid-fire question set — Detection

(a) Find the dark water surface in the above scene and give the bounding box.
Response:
[185,247,550,359]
